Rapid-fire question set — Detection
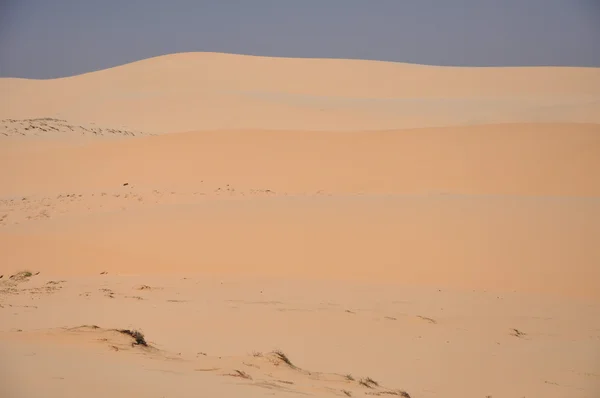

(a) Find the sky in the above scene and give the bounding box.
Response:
[1,0,599,79]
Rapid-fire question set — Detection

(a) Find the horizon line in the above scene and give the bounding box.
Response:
[3,50,600,81]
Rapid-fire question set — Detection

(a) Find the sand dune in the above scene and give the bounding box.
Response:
[2,52,600,133]
[1,53,600,397]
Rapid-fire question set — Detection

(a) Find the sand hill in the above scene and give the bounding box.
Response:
[1,53,599,398]
[2,52,600,133]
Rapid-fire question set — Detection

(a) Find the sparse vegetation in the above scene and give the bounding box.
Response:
[359,377,379,388]
[57,326,410,397]
[11,271,33,279]
[364,377,379,386]
[0,118,152,138]
[118,329,148,346]
[416,315,437,324]
[271,349,295,368]
[229,369,252,380]
[379,390,411,397]
[5,271,35,285]
[511,328,526,338]
[363,392,411,397]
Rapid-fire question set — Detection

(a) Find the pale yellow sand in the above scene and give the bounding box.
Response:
[1,53,599,398]
[2,52,600,133]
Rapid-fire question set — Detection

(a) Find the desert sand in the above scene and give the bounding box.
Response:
[1,52,599,398]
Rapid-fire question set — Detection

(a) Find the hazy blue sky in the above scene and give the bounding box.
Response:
[1,0,599,78]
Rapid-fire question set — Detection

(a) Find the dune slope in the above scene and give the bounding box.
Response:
[2,123,599,197]
[1,123,599,299]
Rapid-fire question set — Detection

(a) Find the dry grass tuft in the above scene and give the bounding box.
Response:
[271,349,295,368]
[416,315,437,324]
[359,377,379,388]
[229,369,252,380]
[117,329,148,346]
[9,271,33,282]
[381,390,411,397]
[511,328,526,338]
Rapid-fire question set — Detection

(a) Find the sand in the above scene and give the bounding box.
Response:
[1,52,599,398]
